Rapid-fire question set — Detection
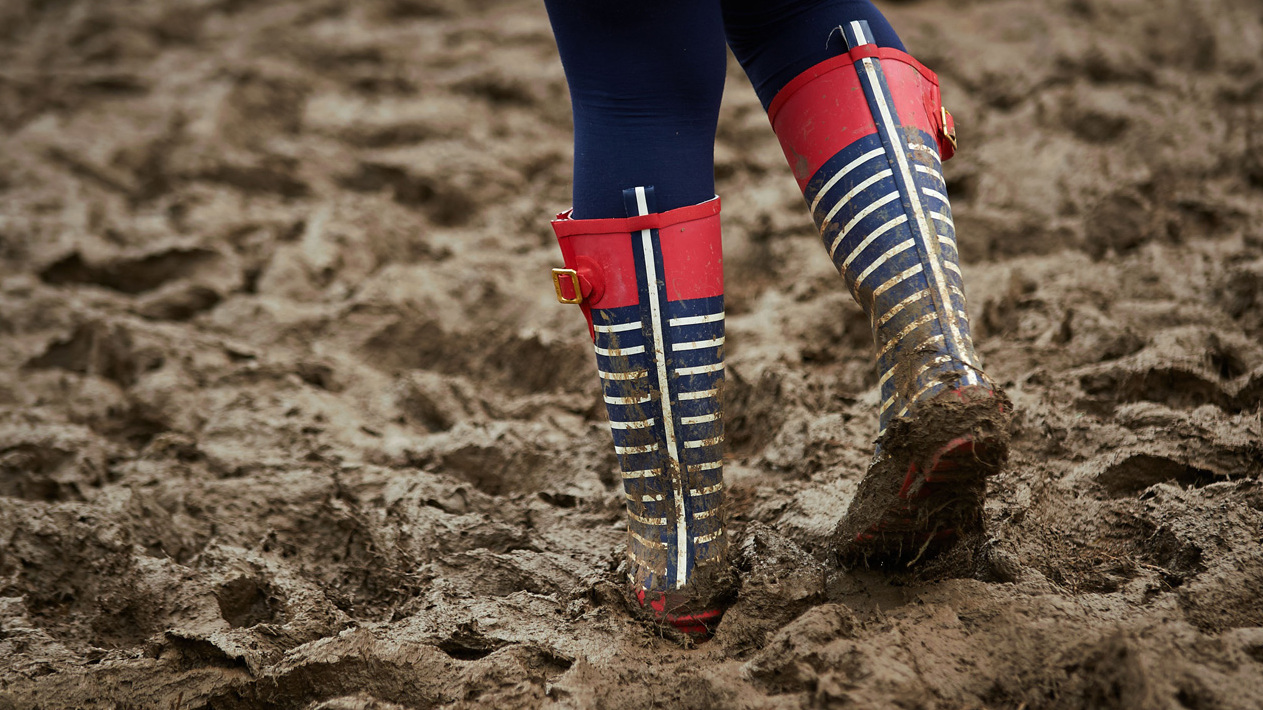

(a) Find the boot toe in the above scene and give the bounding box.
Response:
[835,385,1012,566]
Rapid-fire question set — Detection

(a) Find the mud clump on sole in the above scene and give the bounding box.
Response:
[834,385,1013,568]
[619,558,740,642]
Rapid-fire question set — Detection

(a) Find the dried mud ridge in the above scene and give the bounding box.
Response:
[1,0,1262,708]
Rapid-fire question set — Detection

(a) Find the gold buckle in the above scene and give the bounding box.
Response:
[941,107,958,152]
[551,268,582,304]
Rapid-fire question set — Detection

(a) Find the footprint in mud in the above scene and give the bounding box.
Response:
[195,157,311,200]
[266,516,423,619]
[410,426,554,497]
[1058,632,1217,709]
[718,523,827,655]
[362,314,590,396]
[1083,403,1261,497]
[1179,552,1263,634]
[0,421,114,502]
[436,623,507,661]
[1082,190,1162,260]
[1141,523,1206,587]
[215,576,284,629]
[393,371,488,433]
[338,161,474,227]
[1074,328,1262,415]
[1094,452,1224,498]
[25,320,165,389]
[1216,256,1263,338]
[385,476,535,557]
[1078,365,1232,413]
[0,490,205,650]
[41,247,227,295]
[217,71,307,147]
[133,284,223,322]
[39,246,242,323]
[741,603,857,694]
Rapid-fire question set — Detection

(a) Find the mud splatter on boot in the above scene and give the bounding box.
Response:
[552,187,735,637]
[767,21,1013,565]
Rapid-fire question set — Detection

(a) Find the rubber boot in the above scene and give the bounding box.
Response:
[767,21,1012,565]
[551,187,732,637]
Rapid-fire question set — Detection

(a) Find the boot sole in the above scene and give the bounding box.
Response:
[835,387,1011,566]
[636,588,726,641]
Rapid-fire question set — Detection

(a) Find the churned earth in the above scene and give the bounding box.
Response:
[1,0,1262,707]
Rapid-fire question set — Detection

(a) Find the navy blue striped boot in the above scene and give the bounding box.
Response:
[551,187,733,636]
[768,22,1012,565]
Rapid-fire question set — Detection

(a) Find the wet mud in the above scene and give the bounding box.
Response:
[1,0,1262,708]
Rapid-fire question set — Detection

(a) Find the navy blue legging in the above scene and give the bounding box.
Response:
[543,0,905,219]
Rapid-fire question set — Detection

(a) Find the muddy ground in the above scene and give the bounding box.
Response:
[1,0,1261,707]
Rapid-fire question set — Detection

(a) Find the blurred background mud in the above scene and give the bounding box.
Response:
[0,0,1261,707]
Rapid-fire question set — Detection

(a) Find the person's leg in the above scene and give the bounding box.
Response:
[544,0,734,638]
[723,0,904,110]
[544,0,727,219]
[723,1,1011,564]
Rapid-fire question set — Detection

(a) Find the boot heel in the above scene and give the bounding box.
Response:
[636,589,725,641]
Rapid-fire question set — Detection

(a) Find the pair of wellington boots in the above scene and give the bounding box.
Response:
[550,24,1011,640]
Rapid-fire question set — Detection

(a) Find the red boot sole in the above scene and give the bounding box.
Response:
[636,589,725,641]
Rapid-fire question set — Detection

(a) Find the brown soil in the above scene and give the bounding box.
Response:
[1,0,1262,708]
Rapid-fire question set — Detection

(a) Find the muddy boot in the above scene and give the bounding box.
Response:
[767,21,1012,565]
[551,187,733,637]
